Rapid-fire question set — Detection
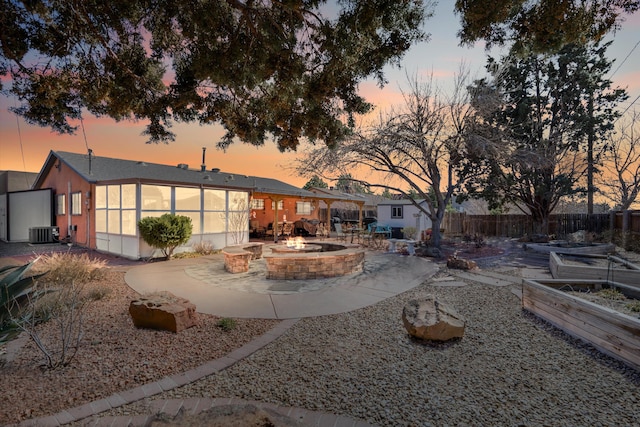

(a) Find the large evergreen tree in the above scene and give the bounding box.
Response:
[0,0,428,150]
[455,0,639,53]
[462,42,626,234]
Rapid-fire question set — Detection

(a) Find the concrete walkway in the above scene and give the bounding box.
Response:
[124,247,439,319]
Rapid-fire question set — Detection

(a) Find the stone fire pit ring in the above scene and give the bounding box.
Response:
[264,242,365,280]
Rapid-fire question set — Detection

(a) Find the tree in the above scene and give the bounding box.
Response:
[297,70,473,248]
[335,173,371,194]
[0,0,429,150]
[454,0,639,53]
[303,175,328,190]
[138,214,193,259]
[462,43,625,234]
[599,110,640,210]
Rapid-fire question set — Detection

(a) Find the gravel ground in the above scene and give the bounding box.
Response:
[3,241,640,426]
[0,265,279,426]
[100,271,640,426]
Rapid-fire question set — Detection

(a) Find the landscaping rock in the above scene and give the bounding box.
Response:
[446,256,477,270]
[402,297,465,342]
[129,292,198,333]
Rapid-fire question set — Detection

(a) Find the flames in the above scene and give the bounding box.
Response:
[286,236,307,249]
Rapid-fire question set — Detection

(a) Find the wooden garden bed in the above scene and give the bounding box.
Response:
[522,279,640,371]
[549,252,640,287]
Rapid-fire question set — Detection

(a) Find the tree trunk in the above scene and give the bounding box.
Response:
[430,217,443,248]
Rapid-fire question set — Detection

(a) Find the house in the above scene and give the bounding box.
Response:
[29,150,353,259]
[376,199,433,239]
[0,170,44,242]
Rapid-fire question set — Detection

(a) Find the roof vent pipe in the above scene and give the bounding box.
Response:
[201,147,207,172]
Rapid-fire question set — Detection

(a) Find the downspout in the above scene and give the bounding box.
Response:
[67,181,72,242]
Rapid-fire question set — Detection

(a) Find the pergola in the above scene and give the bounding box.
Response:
[251,188,364,243]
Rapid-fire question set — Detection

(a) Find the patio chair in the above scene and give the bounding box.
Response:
[282,222,293,237]
[263,223,274,240]
[334,222,347,241]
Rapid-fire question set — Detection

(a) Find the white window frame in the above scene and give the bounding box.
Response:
[71,192,82,215]
[56,194,66,215]
[391,206,403,218]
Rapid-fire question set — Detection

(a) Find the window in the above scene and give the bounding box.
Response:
[141,185,171,210]
[271,200,284,210]
[55,194,66,215]
[251,198,265,210]
[175,187,200,210]
[296,201,312,215]
[71,192,82,215]
[120,184,137,235]
[175,187,201,234]
[391,206,403,218]
[203,189,226,233]
[95,184,137,235]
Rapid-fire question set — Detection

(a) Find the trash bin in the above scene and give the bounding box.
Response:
[391,227,404,239]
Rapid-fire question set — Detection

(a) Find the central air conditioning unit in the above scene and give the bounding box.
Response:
[29,226,59,244]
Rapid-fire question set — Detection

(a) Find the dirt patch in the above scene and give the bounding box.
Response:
[439,239,506,260]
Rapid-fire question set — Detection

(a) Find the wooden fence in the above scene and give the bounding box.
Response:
[443,211,640,239]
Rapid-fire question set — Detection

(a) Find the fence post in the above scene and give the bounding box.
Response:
[622,210,631,249]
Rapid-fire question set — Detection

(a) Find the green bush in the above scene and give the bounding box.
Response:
[138,214,193,259]
[216,317,237,332]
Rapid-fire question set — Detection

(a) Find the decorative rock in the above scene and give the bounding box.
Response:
[446,255,477,270]
[129,291,198,333]
[402,297,465,341]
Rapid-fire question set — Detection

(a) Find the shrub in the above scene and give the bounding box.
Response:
[86,285,111,301]
[192,241,215,255]
[138,214,193,259]
[401,227,417,240]
[0,259,46,344]
[216,317,237,332]
[23,281,88,369]
[35,252,106,284]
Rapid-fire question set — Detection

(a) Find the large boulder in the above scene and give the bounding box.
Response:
[402,297,465,342]
[129,292,198,333]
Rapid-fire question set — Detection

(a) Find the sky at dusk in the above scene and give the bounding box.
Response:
[1,2,639,188]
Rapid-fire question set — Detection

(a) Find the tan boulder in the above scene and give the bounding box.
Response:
[446,255,477,270]
[402,297,465,342]
[129,291,198,333]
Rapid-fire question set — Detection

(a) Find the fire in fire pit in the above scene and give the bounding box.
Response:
[286,236,307,249]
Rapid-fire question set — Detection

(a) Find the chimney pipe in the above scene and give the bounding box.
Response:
[201,147,207,172]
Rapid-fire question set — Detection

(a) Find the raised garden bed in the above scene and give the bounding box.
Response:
[522,278,640,371]
[550,252,640,287]
[524,241,616,255]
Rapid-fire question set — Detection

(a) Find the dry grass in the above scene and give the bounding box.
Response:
[33,252,107,284]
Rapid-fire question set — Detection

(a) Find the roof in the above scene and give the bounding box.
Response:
[32,151,350,200]
[308,187,384,204]
[377,198,428,206]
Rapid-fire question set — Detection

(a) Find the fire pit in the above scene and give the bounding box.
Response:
[264,238,365,280]
[271,237,323,254]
